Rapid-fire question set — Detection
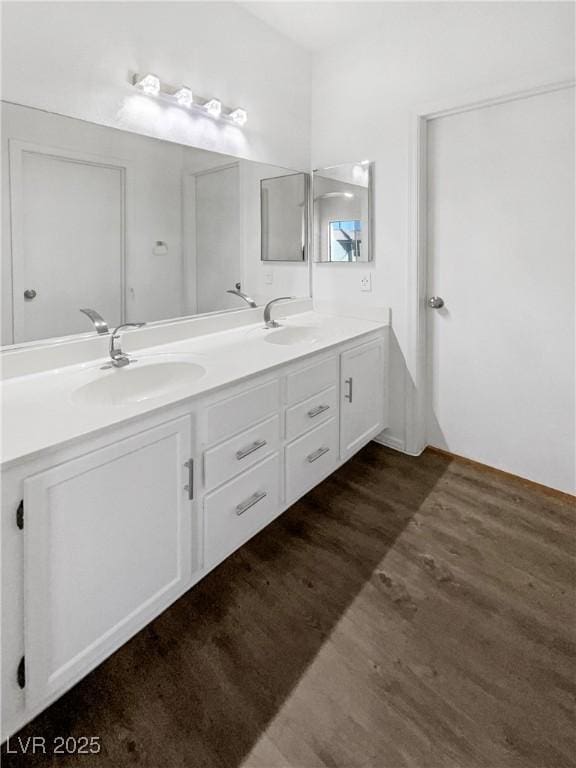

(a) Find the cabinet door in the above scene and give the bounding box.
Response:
[340,339,385,461]
[23,415,194,709]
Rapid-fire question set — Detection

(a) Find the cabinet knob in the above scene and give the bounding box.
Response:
[24,289,37,300]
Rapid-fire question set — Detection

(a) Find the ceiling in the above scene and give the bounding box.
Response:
[240,1,395,53]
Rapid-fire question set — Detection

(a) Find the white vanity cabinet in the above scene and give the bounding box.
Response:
[201,374,283,568]
[340,338,385,461]
[1,326,388,739]
[21,414,196,710]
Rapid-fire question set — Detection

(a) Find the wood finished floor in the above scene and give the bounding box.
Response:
[2,444,575,768]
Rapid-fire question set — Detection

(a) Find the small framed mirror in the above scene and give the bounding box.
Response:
[312,161,373,263]
[261,172,308,262]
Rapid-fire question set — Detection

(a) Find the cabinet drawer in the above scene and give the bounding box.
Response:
[286,418,338,502]
[286,386,337,442]
[286,356,338,405]
[204,415,280,490]
[204,453,281,567]
[206,379,279,445]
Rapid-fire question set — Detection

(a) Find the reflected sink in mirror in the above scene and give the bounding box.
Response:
[264,326,324,346]
[72,357,206,406]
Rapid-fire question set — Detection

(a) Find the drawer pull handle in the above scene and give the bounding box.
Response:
[307,404,330,419]
[236,490,268,516]
[345,377,353,402]
[236,439,267,461]
[307,446,330,463]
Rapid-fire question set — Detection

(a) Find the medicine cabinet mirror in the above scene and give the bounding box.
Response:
[313,161,373,263]
[1,101,310,347]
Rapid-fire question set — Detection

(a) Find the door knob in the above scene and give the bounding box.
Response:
[428,296,444,309]
[23,289,37,300]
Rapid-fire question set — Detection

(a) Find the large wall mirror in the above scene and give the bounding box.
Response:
[1,102,310,346]
[313,161,373,263]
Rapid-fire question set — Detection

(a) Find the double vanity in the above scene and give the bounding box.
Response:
[2,88,382,741]
[1,305,389,738]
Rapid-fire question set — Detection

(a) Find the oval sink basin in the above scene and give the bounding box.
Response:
[264,326,322,346]
[72,359,206,406]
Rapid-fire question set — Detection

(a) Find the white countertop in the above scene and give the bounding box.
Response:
[1,312,387,467]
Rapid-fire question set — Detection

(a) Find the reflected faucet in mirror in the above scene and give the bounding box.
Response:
[80,308,109,335]
[226,284,257,308]
[102,323,146,369]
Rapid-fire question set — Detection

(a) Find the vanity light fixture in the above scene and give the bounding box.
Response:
[133,73,161,96]
[229,107,248,126]
[204,98,222,118]
[174,87,194,108]
[131,74,247,126]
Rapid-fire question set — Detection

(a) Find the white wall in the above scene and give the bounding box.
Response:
[1,1,311,171]
[310,1,575,451]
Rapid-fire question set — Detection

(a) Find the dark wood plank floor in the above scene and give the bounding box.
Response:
[3,444,575,768]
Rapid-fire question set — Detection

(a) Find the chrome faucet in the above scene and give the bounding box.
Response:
[80,308,109,335]
[103,322,146,368]
[263,297,294,329]
[226,285,257,308]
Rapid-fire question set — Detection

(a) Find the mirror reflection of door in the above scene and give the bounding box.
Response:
[260,173,307,262]
[10,145,125,344]
[191,164,241,315]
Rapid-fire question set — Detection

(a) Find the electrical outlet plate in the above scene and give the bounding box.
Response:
[264,272,273,285]
[360,274,372,292]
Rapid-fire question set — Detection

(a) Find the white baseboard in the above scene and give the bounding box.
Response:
[373,432,425,457]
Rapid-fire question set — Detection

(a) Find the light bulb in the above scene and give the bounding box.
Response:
[204,98,222,118]
[174,87,193,108]
[229,108,248,126]
[134,73,160,96]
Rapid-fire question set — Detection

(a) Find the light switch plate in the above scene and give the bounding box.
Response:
[360,273,372,292]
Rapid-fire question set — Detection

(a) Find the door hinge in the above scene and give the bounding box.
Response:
[16,500,24,530]
[17,656,25,688]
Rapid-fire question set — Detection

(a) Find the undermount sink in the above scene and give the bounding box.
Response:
[72,357,206,406]
[264,326,323,346]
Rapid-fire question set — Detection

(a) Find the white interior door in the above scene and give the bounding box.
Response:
[194,164,241,314]
[427,86,575,494]
[11,144,124,343]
